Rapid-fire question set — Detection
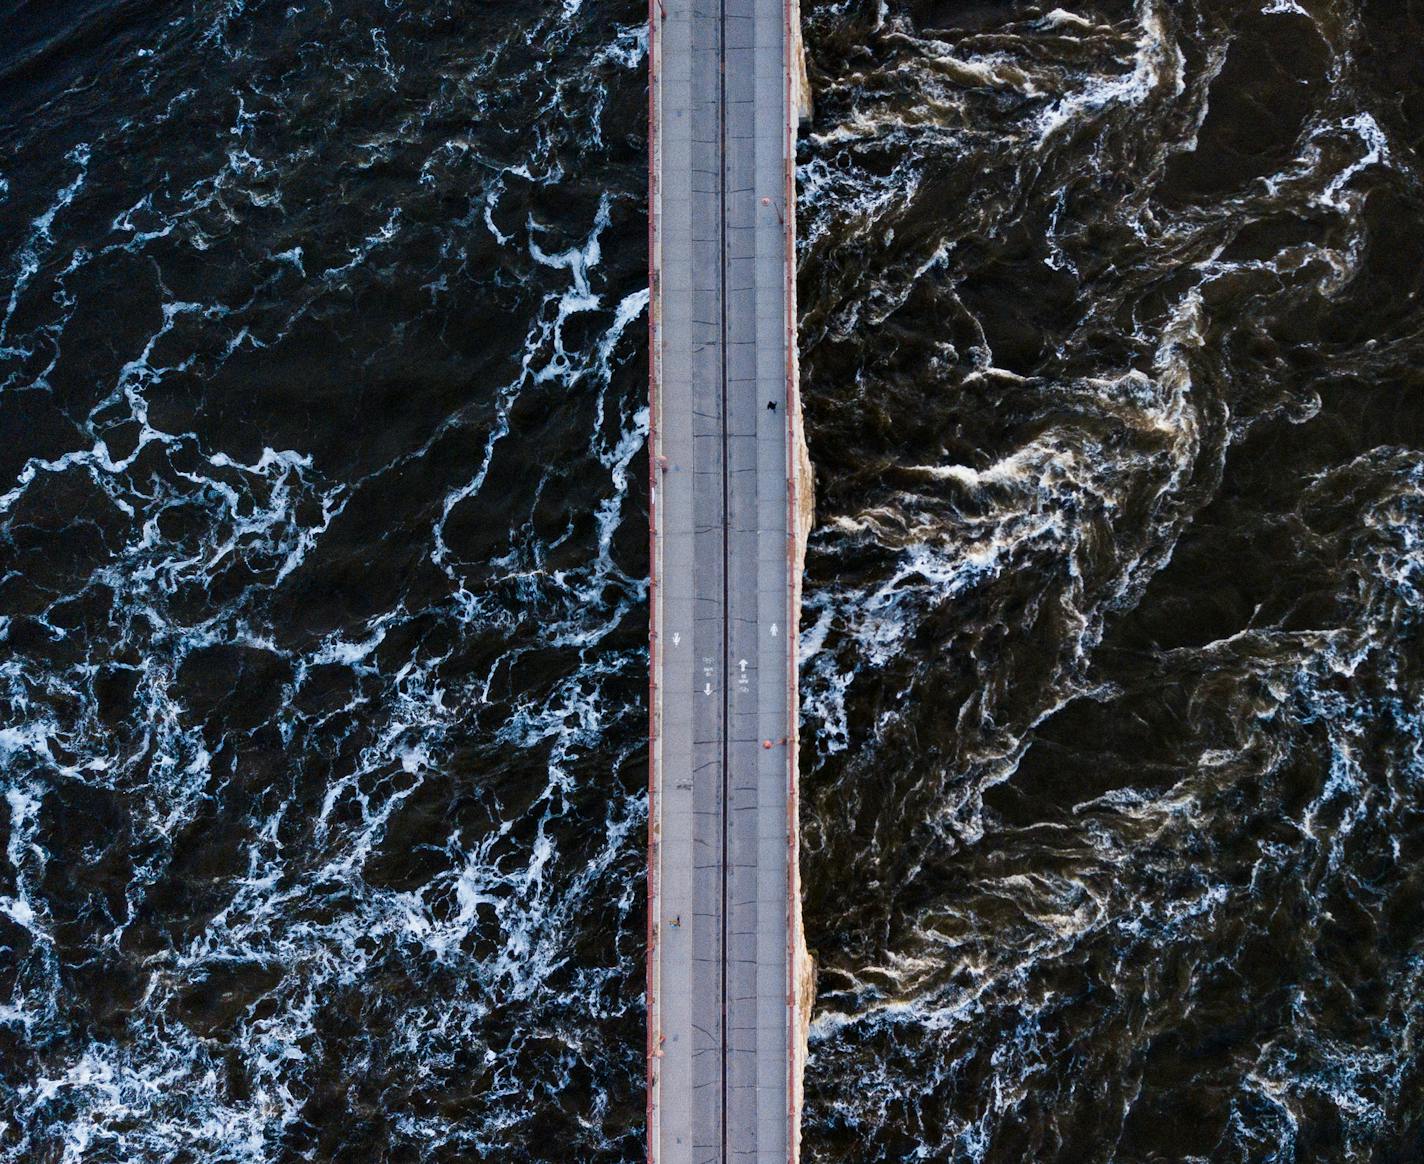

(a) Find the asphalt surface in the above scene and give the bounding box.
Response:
[648,1,794,1161]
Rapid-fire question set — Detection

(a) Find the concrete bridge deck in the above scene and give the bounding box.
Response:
[647,1,808,1161]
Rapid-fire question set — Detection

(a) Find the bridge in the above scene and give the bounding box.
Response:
[646,1,813,1161]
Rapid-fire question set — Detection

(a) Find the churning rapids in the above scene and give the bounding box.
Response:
[0,0,1420,1161]
[0,1,650,1158]
[797,1,1424,1161]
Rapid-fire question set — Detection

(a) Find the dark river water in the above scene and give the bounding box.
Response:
[0,0,1420,1161]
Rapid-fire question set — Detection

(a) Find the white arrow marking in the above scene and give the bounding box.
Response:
[738,659,748,673]
[703,683,713,696]
[672,632,681,647]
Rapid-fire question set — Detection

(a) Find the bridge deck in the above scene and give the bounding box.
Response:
[647,1,800,1161]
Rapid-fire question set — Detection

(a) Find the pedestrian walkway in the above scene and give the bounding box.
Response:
[646,1,807,1161]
